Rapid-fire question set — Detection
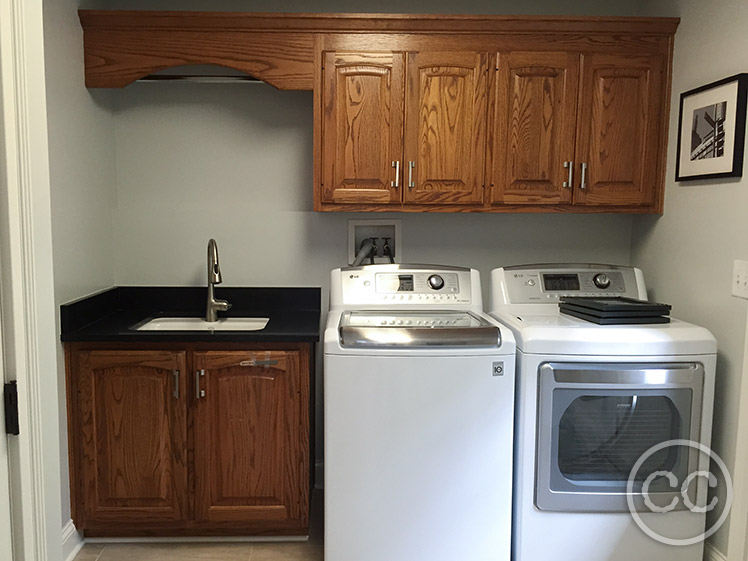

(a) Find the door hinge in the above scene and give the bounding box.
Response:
[4,381,19,435]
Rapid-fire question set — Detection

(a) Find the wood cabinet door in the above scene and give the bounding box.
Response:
[321,51,404,204]
[492,52,578,205]
[574,53,665,206]
[77,350,187,525]
[403,51,489,205]
[194,350,309,529]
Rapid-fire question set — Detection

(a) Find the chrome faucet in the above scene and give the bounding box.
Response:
[206,238,232,322]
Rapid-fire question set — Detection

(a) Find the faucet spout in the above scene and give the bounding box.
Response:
[206,238,231,322]
[208,238,222,284]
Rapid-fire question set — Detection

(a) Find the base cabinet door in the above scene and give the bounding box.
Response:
[193,350,309,530]
[77,350,188,525]
[574,53,665,206]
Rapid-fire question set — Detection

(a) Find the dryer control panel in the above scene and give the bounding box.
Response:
[333,265,476,307]
[496,264,645,304]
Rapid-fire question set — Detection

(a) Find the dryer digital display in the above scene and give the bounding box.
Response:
[542,274,580,292]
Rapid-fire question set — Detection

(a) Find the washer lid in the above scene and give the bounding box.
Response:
[339,310,501,348]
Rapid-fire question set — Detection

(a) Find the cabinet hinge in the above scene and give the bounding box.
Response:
[4,381,19,435]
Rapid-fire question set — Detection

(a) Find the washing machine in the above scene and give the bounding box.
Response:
[489,264,717,561]
[324,264,516,561]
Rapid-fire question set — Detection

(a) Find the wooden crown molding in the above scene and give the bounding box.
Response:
[79,10,680,35]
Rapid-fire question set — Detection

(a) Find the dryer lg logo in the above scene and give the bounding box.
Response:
[627,440,733,546]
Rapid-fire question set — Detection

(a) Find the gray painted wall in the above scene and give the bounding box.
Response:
[45,0,117,527]
[48,0,649,535]
[632,0,748,555]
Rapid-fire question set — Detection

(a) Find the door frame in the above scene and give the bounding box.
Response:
[0,1,64,560]
[0,298,15,561]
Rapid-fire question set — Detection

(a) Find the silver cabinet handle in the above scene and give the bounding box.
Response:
[391,160,400,188]
[240,359,279,367]
[580,162,588,190]
[195,369,205,399]
[563,161,573,188]
[173,370,180,399]
[408,161,415,189]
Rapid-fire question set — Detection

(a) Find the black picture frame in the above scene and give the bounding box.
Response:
[675,73,748,181]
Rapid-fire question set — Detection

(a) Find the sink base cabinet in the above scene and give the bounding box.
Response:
[65,343,313,536]
[77,350,189,526]
[194,351,308,527]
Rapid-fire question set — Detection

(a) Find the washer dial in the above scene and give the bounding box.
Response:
[427,274,445,290]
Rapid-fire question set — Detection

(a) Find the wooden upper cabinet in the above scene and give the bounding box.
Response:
[403,51,489,205]
[77,350,187,525]
[574,53,665,206]
[321,52,404,204]
[193,350,308,530]
[79,12,678,213]
[492,52,579,205]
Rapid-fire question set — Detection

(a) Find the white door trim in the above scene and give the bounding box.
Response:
[727,309,748,561]
[0,285,15,561]
[0,1,63,560]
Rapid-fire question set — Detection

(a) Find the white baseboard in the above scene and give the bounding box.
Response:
[315,460,324,489]
[704,542,727,561]
[62,520,84,561]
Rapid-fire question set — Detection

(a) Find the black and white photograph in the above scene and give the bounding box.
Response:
[691,101,727,160]
[676,73,748,180]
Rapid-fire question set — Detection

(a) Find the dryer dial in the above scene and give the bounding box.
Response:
[593,273,611,289]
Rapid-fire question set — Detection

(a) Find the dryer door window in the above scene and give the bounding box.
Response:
[535,362,705,513]
[557,394,683,482]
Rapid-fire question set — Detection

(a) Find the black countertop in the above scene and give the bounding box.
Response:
[60,286,321,343]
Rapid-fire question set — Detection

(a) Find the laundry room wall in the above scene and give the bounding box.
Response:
[109,84,635,297]
[632,0,748,557]
[44,0,117,531]
[45,0,651,535]
[102,0,650,297]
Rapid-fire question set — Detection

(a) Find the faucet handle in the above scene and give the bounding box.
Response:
[215,299,232,312]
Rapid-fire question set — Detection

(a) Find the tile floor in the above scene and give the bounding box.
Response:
[73,541,323,561]
[74,494,324,561]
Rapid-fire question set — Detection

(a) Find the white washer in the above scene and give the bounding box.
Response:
[489,264,717,561]
[324,264,516,561]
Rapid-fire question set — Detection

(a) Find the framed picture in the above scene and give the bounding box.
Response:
[676,74,748,181]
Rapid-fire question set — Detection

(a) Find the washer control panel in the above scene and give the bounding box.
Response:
[339,266,473,306]
[501,265,642,303]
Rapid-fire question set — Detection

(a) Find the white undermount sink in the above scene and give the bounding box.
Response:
[136,317,269,331]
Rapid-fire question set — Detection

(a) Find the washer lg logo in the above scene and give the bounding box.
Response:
[627,440,733,546]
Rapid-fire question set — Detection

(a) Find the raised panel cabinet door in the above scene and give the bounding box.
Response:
[403,51,489,205]
[492,52,579,205]
[77,350,187,525]
[574,53,665,206]
[321,51,404,204]
[194,350,309,530]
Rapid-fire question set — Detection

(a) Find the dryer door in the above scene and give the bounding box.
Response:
[535,362,704,512]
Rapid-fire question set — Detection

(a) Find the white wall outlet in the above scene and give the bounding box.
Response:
[732,260,748,299]
[347,219,402,265]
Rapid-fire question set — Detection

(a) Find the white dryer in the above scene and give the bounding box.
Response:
[324,264,516,561]
[489,264,717,561]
